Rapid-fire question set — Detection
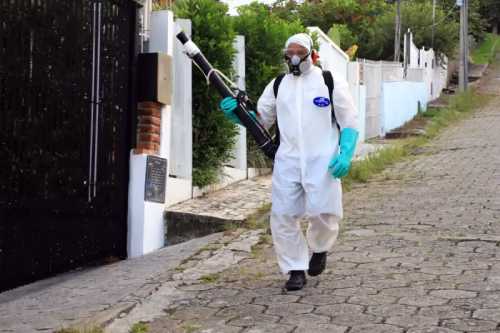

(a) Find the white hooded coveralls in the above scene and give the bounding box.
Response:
[257,65,358,274]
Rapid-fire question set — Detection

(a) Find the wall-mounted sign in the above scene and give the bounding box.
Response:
[144,156,167,203]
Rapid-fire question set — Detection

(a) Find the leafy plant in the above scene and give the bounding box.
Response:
[130,322,149,333]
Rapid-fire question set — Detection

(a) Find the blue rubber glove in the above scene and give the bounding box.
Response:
[328,128,359,179]
[219,97,256,126]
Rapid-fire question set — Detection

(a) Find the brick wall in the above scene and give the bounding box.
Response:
[135,101,162,155]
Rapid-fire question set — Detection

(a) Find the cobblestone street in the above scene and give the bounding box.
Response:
[139,65,500,332]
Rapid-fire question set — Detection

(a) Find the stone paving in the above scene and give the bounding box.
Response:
[114,64,500,332]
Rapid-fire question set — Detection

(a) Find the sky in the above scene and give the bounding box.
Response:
[220,0,276,15]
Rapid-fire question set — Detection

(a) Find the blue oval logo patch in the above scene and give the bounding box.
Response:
[313,97,331,107]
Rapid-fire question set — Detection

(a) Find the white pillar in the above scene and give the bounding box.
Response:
[127,154,167,257]
[127,10,175,258]
[150,10,174,159]
[228,35,247,178]
[166,18,193,206]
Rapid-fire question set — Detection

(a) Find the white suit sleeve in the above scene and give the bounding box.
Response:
[332,75,358,131]
[256,79,277,130]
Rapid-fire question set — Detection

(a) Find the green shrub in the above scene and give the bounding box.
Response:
[174,0,239,187]
[130,322,149,333]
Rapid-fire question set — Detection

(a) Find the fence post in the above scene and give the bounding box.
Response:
[229,35,248,177]
[166,18,193,206]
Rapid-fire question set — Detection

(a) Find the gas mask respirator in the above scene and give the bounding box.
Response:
[286,53,312,76]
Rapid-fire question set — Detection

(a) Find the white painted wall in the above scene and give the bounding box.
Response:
[362,59,383,139]
[347,62,366,142]
[381,61,404,81]
[381,81,428,135]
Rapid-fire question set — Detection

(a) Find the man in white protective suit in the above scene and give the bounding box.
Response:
[220,33,359,291]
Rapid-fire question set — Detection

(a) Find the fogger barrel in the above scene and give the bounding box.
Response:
[176,30,278,159]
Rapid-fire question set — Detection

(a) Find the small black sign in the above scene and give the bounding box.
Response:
[144,156,167,203]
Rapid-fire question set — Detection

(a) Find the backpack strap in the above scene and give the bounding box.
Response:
[271,70,337,152]
[322,70,334,105]
[321,70,338,128]
[273,73,286,98]
[272,74,286,150]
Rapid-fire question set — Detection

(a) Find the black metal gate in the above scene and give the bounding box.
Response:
[0,0,139,292]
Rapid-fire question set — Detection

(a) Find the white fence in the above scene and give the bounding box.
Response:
[404,30,448,101]
[359,30,449,138]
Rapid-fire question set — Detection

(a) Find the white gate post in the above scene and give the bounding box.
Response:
[127,9,174,258]
[166,18,193,206]
[228,35,247,178]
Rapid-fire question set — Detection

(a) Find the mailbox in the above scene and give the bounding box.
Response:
[137,52,172,105]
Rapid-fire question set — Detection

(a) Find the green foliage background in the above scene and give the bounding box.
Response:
[374,1,460,60]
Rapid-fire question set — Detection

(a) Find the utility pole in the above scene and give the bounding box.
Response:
[458,0,469,91]
[432,0,436,49]
[394,0,402,61]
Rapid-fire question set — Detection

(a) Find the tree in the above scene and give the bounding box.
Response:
[377,1,460,59]
[480,0,500,33]
[433,0,488,42]
[272,0,392,59]
[278,0,460,59]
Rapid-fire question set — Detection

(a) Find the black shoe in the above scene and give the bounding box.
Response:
[308,252,327,276]
[285,270,307,291]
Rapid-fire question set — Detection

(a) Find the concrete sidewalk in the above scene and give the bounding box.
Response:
[0,233,226,332]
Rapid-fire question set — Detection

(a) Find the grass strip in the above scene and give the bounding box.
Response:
[471,33,500,64]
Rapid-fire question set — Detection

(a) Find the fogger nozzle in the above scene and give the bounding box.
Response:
[176,30,189,44]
